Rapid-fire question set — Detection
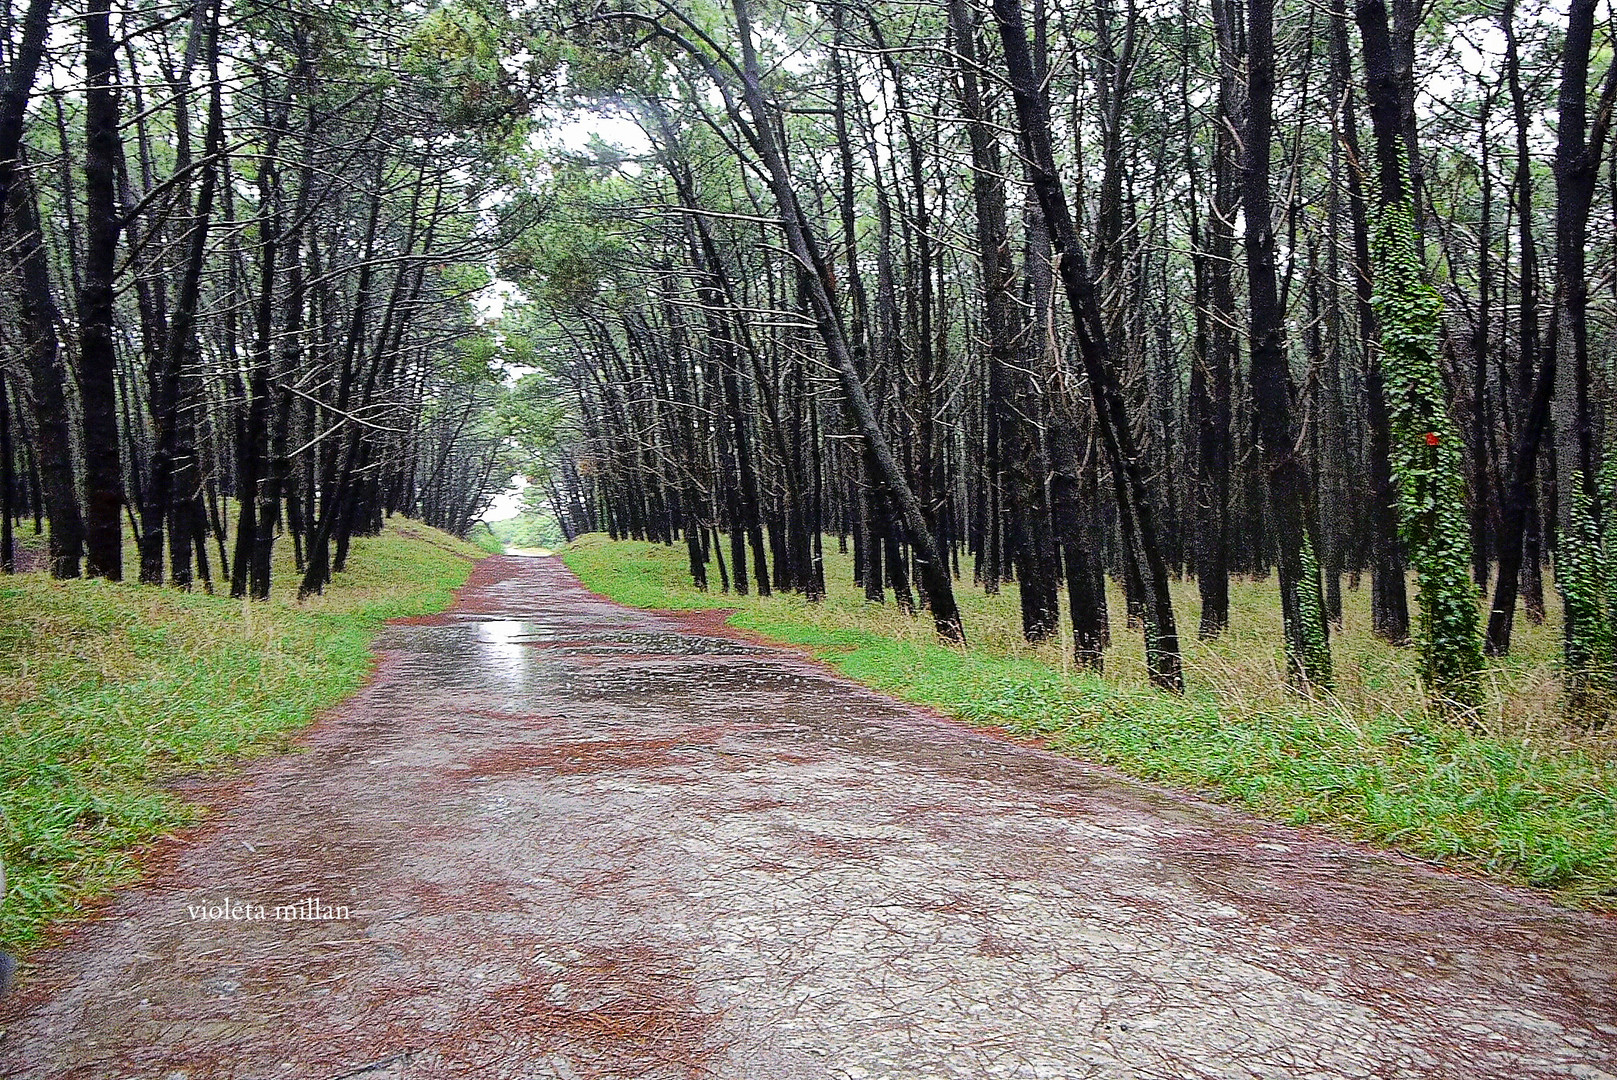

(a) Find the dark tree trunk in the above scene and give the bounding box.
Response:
[1470,88,1495,589]
[950,0,1058,642]
[1243,0,1331,684]
[232,124,285,598]
[140,15,223,586]
[992,0,1180,689]
[9,178,84,576]
[1189,1,1238,638]
[1548,0,1616,676]
[77,0,124,580]
[1332,0,1411,642]
[0,0,53,239]
[0,374,13,572]
[1491,0,1547,641]
[729,0,963,642]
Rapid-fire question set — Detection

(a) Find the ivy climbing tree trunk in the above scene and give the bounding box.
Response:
[1358,0,1485,713]
[1370,204,1485,711]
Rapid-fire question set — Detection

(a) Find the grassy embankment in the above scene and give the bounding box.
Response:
[0,519,486,951]
[466,521,507,555]
[564,534,1617,907]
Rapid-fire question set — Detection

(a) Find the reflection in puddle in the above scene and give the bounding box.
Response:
[477,619,532,689]
[447,620,772,698]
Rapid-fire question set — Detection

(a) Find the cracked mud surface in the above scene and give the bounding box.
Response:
[2,555,1615,1079]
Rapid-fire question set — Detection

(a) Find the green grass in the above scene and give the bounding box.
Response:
[563,534,1617,907]
[467,521,506,555]
[0,518,484,950]
[489,511,566,551]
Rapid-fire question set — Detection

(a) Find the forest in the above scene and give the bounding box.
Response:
[0,0,517,603]
[3,0,1616,725]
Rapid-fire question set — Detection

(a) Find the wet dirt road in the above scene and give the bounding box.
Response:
[3,555,1615,1079]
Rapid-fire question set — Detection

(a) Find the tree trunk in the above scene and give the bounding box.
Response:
[950,0,1058,642]
[1548,0,1617,708]
[1242,0,1332,686]
[77,0,124,580]
[992,0,1181,690]
[1331,0,1410,643]
[0,0,54,239]
[8,177,84,577]
[728,0,963,642]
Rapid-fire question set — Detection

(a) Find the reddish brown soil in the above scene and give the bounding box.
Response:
[2,555,1615,1079]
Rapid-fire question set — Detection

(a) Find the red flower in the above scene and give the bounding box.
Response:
[1425,432,1439,446]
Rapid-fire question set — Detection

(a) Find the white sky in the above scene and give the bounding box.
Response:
[484,475,529,521]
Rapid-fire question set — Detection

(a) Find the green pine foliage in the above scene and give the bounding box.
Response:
[1370,201,1485,715]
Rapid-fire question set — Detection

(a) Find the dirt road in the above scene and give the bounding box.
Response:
[3,555,1614,1079]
